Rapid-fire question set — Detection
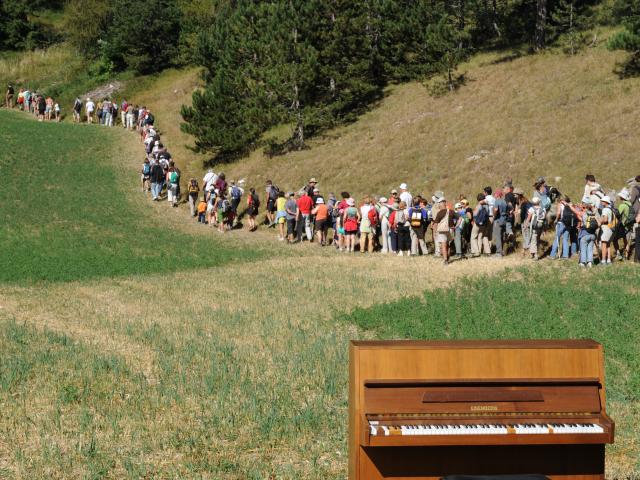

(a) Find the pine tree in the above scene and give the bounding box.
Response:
[608,0,640,76]
[534,0,547,51]
[550,0,587,55]
[425,4,470,91]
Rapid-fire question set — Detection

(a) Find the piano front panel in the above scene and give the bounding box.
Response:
[359,444,605,480]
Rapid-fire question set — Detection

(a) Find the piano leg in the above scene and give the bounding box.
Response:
[360,445,605,480]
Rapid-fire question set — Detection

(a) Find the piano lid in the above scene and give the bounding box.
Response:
[364,379,602,415]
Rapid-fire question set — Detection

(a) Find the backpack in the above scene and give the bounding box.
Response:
[437,210,451,233]
[608,207,619,229]
[368,208,379,227]
[622,201,635,230]
[474,205,489,226]
[560,204,576,228]
[332,206,342,219]
[146,113,155,125]
[410,208,423,228]
[231,185,242,199]
[584,212,598,234]
[268,186,280,201]
[251,193,260,209]
[142,163,151,175]
[531,206,545,229]
[169,171,178,184]
[220,199,230,213]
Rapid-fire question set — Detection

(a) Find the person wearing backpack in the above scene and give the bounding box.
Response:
[214,192,229,233]
[229,180,244,217]
[526,197,546,260]
[246,188,260,232]
[166,161,180,208]
[342,198,360,253]
[358,196,374,253]
[617,189,635,260]
[433,197,455,264]
[197,196,208,223]
[453,202,470,259]
[470,194,491,257]
[141,159,151,193]
[550,196,577,259]
[394,201,411,256]
[492,189,509,257]
[579,197,599,267]
[187,178,200,217]
[598,196,615,265]
[149,160,164,201]
[265,180,279,227]
[408,198,428,255]
[312,197,329,246]
[285,192,299,243]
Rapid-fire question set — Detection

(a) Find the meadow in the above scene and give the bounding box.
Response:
[0,109,261,283]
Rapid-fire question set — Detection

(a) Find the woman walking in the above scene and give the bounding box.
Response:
[247,188,260,232]
[342,198,359,252]
[433,197,454,264]
[395,201,410,256]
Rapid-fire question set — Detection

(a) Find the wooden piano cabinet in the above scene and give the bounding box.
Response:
[359,444,605,480]
[349,340,613,480]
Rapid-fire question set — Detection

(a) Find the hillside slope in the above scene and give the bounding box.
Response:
[128,45,640,203]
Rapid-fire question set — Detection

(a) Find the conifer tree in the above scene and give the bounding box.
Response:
[550,0,587,55]
[608,0,640,75]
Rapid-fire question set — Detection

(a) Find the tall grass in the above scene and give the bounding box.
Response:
[0,110,260,283]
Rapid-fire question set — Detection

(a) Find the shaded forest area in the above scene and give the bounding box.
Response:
[2,0,640,160]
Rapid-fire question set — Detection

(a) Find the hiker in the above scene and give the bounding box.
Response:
[166,162,180,207]
[296,189,314,241]
[247,187,260,232]
[378,197,391,253]
[304,177,318,197]
[275,191,287,240]
[265,180,279,227]
[45,96,53,121]
[358,196,375,253]
[433,197,455,264]
[37,95,46,121]
[229,180,243,218]
[5,84,14,108]
[342,198,359,253]
[285,192,298,243]
[197,196,207,223]
[471,194,491,257]
[85,98,95,123]
[312,197,329,246]
[188,178,200,217]
[526,196,546,260]
[149,160,164,201]
[141,159,151,192]
[492,189,508,257]
[333,192,349,251]
[453,201,470,259]
[579,197,599,267]
[616,189,635,259]
[395,201,410,256]
[550,196,578,259]
[408,198,429,255]
[599,196,615,265]
[121,99,128,127]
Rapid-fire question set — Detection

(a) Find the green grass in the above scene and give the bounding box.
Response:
[0,110,259,283]
[343,264,640,472]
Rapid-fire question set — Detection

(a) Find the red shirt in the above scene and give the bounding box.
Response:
[297,195,313,214]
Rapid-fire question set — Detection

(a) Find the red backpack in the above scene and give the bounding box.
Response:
[368,207,379,227]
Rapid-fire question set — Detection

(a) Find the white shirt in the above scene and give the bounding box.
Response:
[400,191,412,206]
[601,207,613,226]
[86,101,95,112]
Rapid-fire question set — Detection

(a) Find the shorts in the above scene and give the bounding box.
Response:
[247,206,258,216]
[436,232,451,243]
[267,199,277,213]
[287,219,296,235]
[315,219,327,232]
[337,227,345,235]
[601,226,613,242]
[278,216,286,224]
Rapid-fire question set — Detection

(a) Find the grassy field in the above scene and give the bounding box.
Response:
[2,41,640,478]
[0,109,261,283]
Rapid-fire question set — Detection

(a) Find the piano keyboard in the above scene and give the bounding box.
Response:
[369,422,604,436]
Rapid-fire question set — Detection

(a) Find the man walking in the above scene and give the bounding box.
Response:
[5,84,14,108]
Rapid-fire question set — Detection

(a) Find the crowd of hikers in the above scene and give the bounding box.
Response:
[140,116,640,266]
[5,83,640,267]
[5,83,61,121]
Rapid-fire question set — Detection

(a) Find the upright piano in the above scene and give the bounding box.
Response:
[349,340,614,479]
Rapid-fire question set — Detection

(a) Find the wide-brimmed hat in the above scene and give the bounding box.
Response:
[618,188,630,201]
[287,191,294,197]
[316,197,324,204]
[313,188,320,193]
[601,196,611,204]
[347,198,355,206]
[309,177,317,183]
[391,189,398,194]
[581,196,592,205]
[454,202,462,209]
[399,183,408,190]
[513,187,524,195]
[531,197,541,205]
[379,196,388,203]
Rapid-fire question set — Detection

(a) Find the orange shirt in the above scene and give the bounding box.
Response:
[315,204,328,220]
